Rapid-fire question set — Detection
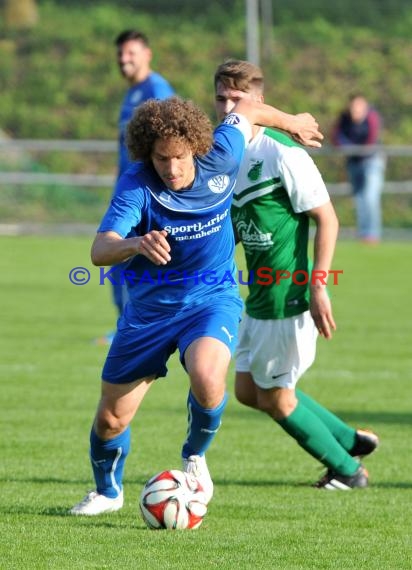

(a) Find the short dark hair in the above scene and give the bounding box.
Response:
[115,30,149,48]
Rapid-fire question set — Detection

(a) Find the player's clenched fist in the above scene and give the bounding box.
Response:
[136,229,171,265]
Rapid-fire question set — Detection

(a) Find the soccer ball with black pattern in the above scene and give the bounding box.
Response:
[139,469,208,530]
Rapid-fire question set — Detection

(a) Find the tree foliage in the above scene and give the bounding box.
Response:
[1,1,412,225]
[0,2,411,165]
[3,0,38,28]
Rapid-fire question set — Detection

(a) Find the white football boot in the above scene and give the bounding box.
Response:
[70,490,124,515]
[182,455,214,504]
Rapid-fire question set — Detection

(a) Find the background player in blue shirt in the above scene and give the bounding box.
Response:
[71,95,323,515]
[96,29,175,345]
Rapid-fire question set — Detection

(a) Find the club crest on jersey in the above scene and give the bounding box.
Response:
[208,174,230,194]
[223,113,240,125]
[247,159,263,181]
[131,90,143,105]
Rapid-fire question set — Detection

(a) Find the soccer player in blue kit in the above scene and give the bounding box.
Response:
[97,30,175,345]
[70,96,323,515]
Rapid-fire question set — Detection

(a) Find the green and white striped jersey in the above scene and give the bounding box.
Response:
[231,127,330,319]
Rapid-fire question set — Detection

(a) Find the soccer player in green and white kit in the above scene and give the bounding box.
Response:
[214,60,378,489]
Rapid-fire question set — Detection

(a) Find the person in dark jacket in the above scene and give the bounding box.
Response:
[332,94,385,243]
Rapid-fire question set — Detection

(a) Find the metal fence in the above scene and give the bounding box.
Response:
[1,139,412,195]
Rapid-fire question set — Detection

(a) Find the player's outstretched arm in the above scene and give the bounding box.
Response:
[231,99,324,147]
[91,230,171,266]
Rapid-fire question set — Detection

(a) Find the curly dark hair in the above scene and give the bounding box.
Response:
[126,97,214,162]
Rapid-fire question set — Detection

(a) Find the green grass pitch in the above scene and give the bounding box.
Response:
[1,235,411,569]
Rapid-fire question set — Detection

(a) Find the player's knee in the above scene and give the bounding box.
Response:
[256,389,297,420]
[94,412,128,439]
[256,395,278,416]
[190,380,226,409]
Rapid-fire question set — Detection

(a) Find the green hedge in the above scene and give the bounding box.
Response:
[1,1,412,226]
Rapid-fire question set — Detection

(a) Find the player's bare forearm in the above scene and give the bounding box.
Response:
[91,229,171,266]
[307,201,339,338]
[91,231,139,266]
[308,202,339,285]
[232,99,324,147]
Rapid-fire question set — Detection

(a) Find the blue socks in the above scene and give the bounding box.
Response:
[90,426,130,498]
[90,391,227,496]
[182,390,228,458]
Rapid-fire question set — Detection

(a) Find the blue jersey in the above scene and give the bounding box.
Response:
[98,116,251,313]
[118,72,175,176]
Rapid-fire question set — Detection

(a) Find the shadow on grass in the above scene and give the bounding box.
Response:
[0,503,146,526]
[212,478,412,490]
[1,479,412,519]
[229,408,411,426]
[328,410,411,426]
[2,469,412,491]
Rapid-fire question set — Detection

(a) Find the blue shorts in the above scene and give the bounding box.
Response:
[102,293,243,384]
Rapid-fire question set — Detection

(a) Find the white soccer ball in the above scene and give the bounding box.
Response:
[139,469,208,530]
